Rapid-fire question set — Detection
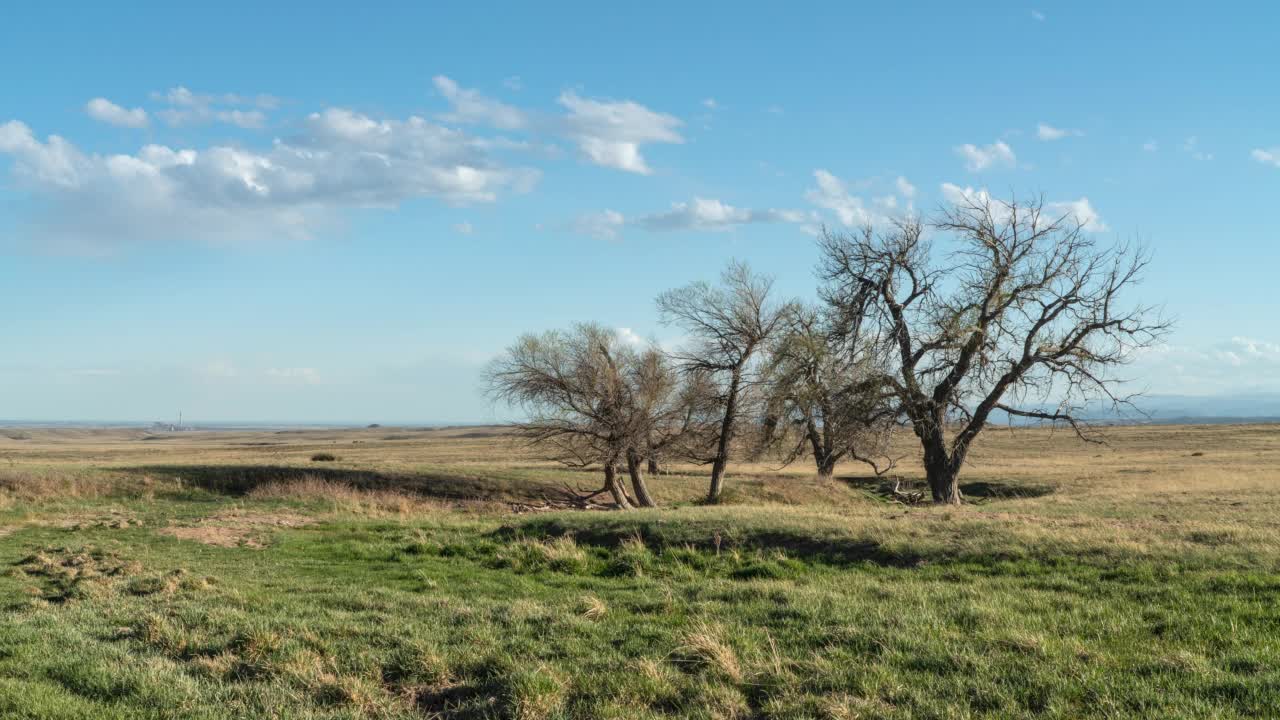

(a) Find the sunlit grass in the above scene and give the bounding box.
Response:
[0,423,1277,717]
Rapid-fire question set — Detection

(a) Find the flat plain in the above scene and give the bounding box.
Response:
[1,422,1278,719]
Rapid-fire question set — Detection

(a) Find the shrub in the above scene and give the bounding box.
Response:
[310,452,337,462]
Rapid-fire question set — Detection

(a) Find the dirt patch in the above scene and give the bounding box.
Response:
[160,509,313,549]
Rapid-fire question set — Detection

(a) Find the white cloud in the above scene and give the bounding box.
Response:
[453,221,474,235]
[573,209,626,240]
[702,98,718,109]
[941,182,1108,232]
[1134,337,1280,394]
[151,86,271,128]
[433,75,528,130]
[940,182,994,208]
[85,98,148,129]
[895,176,916,199]
[215,109,267,129]
[806,170,874,226]
[635,197,810,232]
[557,91,682,174]
[1036,122,1082,141]
[1046,197,1109,232]
[1181,136,1213,161]
[1251,147,1280,167]
[576,197,813,239]
[955,140,1016,171]
[617,327,645,346]
[0,109,538,249]
[1143,140,1159,152]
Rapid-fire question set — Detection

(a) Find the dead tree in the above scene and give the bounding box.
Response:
[761,304,899,480]
[818,195,1170,504]
[658,261,793,504]
[485,324,666,508]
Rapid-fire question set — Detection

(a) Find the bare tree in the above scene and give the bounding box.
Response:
[761,305,898,480]
[485,324,667,508]
[658,260,793,504]
[818,195,1170,504]
[617,345,688,508]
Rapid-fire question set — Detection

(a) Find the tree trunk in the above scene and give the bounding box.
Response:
[626,449,659,508]
[920,424,962,504]
[806,419,833,479]
[925,461,962,504]
[707,457,727,504]
[707,368,743,504]
[603,464,633,509]
[647,456,661,475]
[817,455,838,481]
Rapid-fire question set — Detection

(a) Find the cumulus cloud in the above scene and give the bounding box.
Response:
[427,77,684,175]
[806,170,875,226]
[573,209,626,240]
[1251,147,1280,167]
[955,140,1016,171]
[0,110,538,249]
[803,171,919,228]
[3,80,690,249]
[557,91,682,174]
[1046,198,1109,232]
[940,183,1108,232]
[85,98,148,129]
[433,75,527,130]
[1036,122,1082,141]
[635,197,809,232]
[151,86,272,129]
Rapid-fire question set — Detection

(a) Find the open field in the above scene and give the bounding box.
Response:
[1,423,1278,719]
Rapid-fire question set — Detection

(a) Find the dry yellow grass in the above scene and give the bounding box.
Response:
[1,422,1277,558]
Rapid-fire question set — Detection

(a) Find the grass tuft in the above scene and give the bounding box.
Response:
[674,621,743,682]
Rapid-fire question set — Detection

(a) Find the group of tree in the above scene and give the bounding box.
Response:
[486,194,1168,506]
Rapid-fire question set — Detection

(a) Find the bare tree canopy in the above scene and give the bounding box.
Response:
[485,323,719,509]
[818,194,1170,504]
[761,304,898,479]
[484,323,676,508]
[658,260,793,504]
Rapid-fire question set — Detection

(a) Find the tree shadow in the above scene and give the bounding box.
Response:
[837,475,1055,501]
[119,464,562,504]
[500,516,925,569]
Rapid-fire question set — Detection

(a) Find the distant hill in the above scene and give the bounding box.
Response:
[1135,392,1280,422]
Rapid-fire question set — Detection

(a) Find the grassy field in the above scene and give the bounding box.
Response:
[0,422,1278,719]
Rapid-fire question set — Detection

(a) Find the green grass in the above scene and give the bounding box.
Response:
[1,489,1278,719]
[1,423,1279,718]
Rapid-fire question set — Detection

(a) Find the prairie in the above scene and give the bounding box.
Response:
[0,422,1278,719]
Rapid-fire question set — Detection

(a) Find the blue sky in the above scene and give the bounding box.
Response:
[2,1,1278,423]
